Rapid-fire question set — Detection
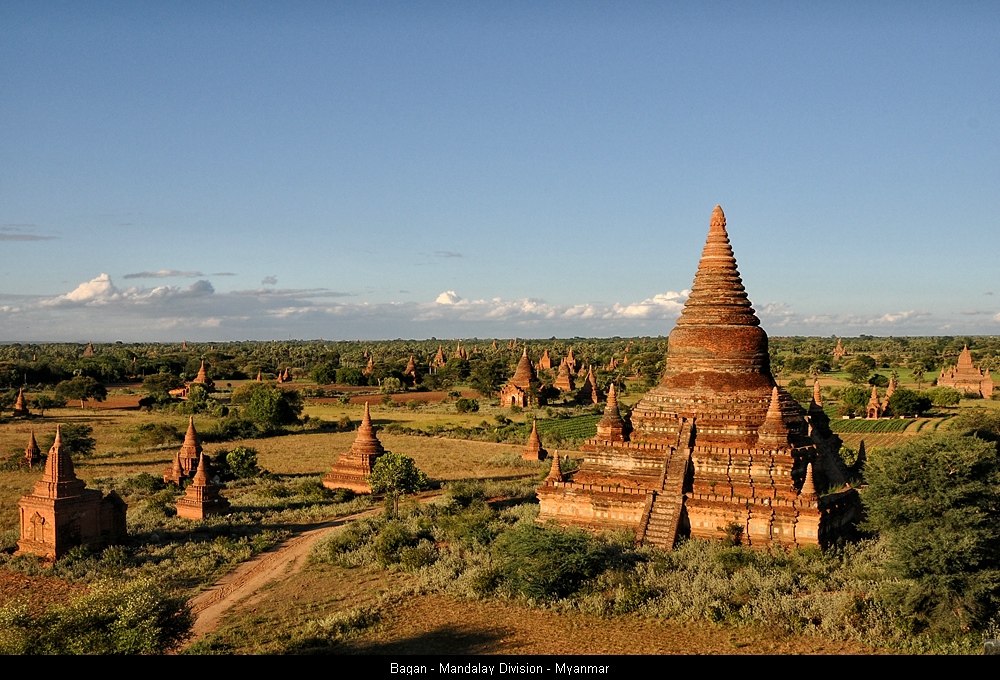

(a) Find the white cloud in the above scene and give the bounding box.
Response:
[261,275,278,285]
[611,291,689,319]
[43,273,124,306]
[435,291,463,305]
[758,302,796,327]
[41,274,214,308]
[18,274,1000,342]
[423,290,689,324]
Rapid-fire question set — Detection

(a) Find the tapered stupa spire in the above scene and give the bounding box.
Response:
[799,462,817,499]
[163,417,203,484]
[13,388,30,417]
[554,359,574,392]
[181,417,202,459]
[24,430,42,468]
[175,452,230,519]
[595,383,627,442]
[351,402,385,457]
[170,451,183,485]
[546,449,563,482]
[323,401,387,493]
[659,206,773,391]
[866,386,881,419]
[675,206,759,328]
[757,387,792,448]
[522,420,548,461]
[577,366,602,404]
[192,453,209,486]
[34,426,87,498]
[511,346,537,388]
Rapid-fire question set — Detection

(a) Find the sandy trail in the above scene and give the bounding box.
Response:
[181,491,443,650]
[181,508,380,648]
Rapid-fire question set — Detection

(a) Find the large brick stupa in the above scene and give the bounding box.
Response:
[537,206,860,549]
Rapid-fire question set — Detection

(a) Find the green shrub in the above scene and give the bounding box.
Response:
[887,388,932,416]
[225,446,261,479]
[927,386,962,407]
[489,524,612,601]
[455,398,479,413]
[863,432,1000,634]
[446,480,487,509]
[0,577,191,654]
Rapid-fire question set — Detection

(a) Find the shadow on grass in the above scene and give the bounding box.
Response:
[289,623,510,655]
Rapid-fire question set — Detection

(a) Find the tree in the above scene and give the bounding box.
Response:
[379,377,404,394]
[128,423,181,454]
[863,433,1000,633]
[335,367,367,386]
[311,360,340,385]
[143,373,185,402]
[231,382,302,433]
[225,446,261,479]
[948,407,1000,442]
[469,359,507,396]
[868,373,889,388]
[837,385,871,417]
[455,398,479,413]
[30,394,65,416]
[54,376,107,408]
[41,424,96,458]
[844,359,873,385]
[927,386,962,407]
[368,451,430,515]
[887,388,932,417]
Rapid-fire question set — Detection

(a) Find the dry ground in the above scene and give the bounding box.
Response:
[190,558,879,655]
[0,570,87,615]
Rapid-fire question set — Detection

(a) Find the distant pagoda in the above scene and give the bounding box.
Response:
[12,388,30,418]
[499,347,541,408]
[522,420,549,461]
[24,430,42,469]
[164,417,203,485]
[175,454,230,520]
[938,345,993,398]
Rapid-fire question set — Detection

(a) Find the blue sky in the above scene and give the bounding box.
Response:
[2,2,998,341]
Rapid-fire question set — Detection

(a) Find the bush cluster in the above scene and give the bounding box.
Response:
[0,577,191,654]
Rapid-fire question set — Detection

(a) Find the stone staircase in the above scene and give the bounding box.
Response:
[641,419,695,550]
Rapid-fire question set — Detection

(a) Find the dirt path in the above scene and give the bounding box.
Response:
[181,491,443,651]
[181,508,380,648]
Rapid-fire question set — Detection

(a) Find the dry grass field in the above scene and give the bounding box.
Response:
[189,560,878,655]
[0,398,557,534]
[2,377,993,655]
